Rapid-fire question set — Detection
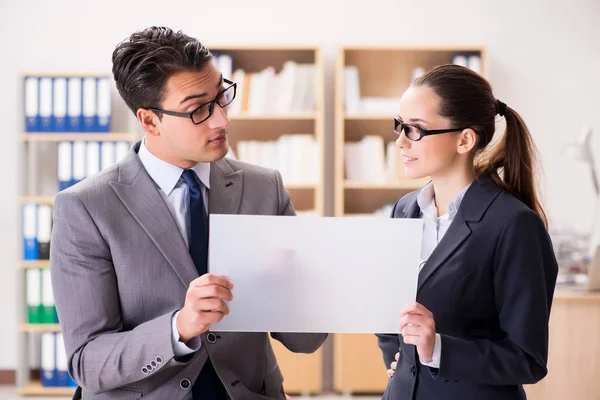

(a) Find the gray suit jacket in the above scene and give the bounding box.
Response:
[50,141,327,400]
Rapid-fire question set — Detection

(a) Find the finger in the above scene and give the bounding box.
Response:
[201,311,226,324]
[194,285,234,301]
[400,313,432,331]
[395,352,400,362]
[192,274,234,290]
[401,325,422,338]
[390,361,397,371]
[197,298,230,314]
[400,302,432,318]
[387,369,394,378]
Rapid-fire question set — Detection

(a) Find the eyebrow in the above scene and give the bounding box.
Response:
[408,118,429,124]
[179,74,224,105]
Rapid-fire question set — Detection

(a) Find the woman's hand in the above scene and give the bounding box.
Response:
[399,302,436,363]
[387,351,400,378]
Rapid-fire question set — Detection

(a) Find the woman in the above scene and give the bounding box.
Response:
[377,64,558,400]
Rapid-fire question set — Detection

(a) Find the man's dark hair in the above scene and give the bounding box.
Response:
[112,26,213,115]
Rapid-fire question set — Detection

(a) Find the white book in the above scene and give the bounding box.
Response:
[38,78,53,122]
[344,66,361,113]
[361,136,386,183]
[53,78,68,126]
[41,269,54,311]
[82,77,97,119]
[229,69,245,115]
[468,55,482,74]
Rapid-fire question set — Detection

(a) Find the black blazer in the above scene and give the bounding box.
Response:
[377,175,558,400]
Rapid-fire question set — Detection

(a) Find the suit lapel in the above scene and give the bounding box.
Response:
[415,175,503,293]
[209,158,243,215]
[109,142,198,288]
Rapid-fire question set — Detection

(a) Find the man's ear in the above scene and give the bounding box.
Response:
[137,108,161,137]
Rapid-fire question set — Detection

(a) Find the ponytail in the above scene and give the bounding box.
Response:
[478,104,548,228]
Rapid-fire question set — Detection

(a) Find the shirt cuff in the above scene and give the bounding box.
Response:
[420,333,441,368]
[171,311,201,356]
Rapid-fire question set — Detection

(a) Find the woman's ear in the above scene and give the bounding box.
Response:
[456,128,477,154]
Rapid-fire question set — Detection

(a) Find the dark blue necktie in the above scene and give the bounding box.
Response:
[181,170,226,400]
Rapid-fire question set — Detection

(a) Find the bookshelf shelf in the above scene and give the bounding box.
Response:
[19,196,55,205]
[20,260,50,269]
[21,133,138,142]
[18,381,75,396]
[19,324,61,333]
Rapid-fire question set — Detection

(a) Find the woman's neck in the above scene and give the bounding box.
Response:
[430,169,477,216]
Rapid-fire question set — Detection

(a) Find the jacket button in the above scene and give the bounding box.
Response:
[207,333,217,343]
[141,367,149,375]
[180,379,191,389]
[410,364,416,377]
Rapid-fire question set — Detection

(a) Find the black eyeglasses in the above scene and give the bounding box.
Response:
[394,117,469,141]
[148,78,237,125]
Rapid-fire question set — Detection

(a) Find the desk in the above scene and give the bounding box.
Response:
[525,288,600,400]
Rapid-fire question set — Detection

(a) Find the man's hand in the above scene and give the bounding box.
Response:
[176,274,233,343]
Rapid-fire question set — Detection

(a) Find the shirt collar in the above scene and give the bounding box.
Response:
[417,181,472,220]
[138,138,211,196]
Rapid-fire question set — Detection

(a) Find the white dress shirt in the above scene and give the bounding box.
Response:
[415,181,471,369]
[138,138,210,357]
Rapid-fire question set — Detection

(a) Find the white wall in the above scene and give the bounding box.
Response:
[1,0,599,369]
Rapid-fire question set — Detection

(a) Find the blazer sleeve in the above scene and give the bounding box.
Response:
[50,191,193,394]
[438,209,558,385]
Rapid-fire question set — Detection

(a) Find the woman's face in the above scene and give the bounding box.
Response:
[395,85,469,180]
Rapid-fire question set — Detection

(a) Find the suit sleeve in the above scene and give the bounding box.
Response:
[375,198,404,369]
[50,191,193,394]
[438,209,558,385]
[269,170,328,352]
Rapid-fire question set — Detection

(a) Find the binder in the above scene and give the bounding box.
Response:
[26,269,42,323]
[97,78,111,132]
[57,141,73,191]
[100,142,116,171]
[86,142,100,177]
[53,78,68,132]
[82,77,98,132]
[22,203,38,260]
[37,205,52,260]
[39,77,53,132]
[115,141,130,163]
[41,332,57,387]
[67,77,82,132]
[41,269,58,324]
[24,76,40,132]
[71,141,86,187]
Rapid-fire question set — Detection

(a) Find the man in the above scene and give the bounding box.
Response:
[50,26,326,400]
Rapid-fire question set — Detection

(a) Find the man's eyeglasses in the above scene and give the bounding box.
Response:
[148,78,237,125]
[394,117,469,141]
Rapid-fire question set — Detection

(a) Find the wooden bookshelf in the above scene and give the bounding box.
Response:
[333,45,487,394]
[211,45,326,218]
[209,45,325,393]
[21,133,138,142]
[19,196,55,205]
[18,381,75,396]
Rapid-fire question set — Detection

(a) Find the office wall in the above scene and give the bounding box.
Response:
[0,0,598,369]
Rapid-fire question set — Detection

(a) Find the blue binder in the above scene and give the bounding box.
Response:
[24,76,40,132]
[39,77,53,132]
[22,204,38,260]
[53,77,68,132]
[67,77,83,132]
